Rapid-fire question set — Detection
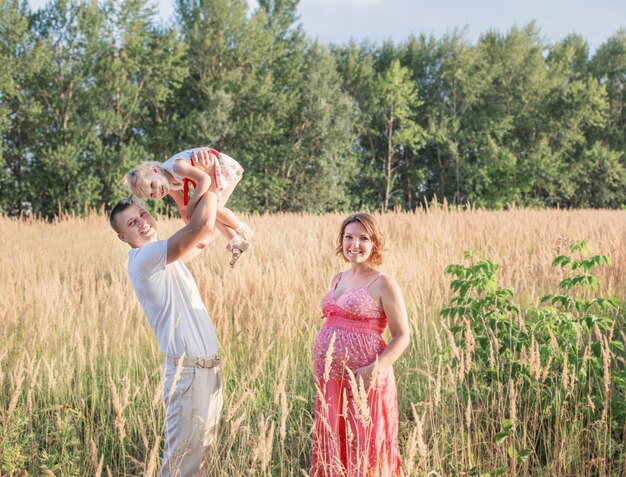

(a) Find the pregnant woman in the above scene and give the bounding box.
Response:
[311,213,411,477]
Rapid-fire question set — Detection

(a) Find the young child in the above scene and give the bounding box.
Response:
[124,147,253,267]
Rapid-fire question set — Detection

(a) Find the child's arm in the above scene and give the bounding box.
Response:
[172,152,212,218]
[167,190,218,264]
[169,189,190,224]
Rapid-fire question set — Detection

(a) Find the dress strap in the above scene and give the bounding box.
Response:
[365,273,382,288]
[332,272,343,293]
[182,151,197,206]
[182,178,196,206]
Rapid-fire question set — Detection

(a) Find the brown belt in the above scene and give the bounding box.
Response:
[165,356,220,368]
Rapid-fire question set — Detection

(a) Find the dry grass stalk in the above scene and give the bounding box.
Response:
[342,389,355,446]
[152,367,165,410]
[561,352,570,392]
[94,455,104,477]
[346,367,371,427]
[443,324,460,362]
[323,333,336,383]
[463,319,475,374]
[227,412,247,442]
[602,336,612,398]
[109,374,130,443]
[248,342,274,384]
[434,362,442,408]
[409,403,429,468]
[90,439,99,470]
[250,415,275,474]
[144,435,161,477]
[529,337,541,380]
[465,398,473,430]
[509,378,517,430]
[4,368,24,425]
[274,356,290,448]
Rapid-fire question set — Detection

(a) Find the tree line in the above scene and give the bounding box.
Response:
[1,0,625,217]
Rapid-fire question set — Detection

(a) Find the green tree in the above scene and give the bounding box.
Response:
[26,0,112,216]
[227,0,309,212]
[332,41,382,209]
[93,0,187,209]
[471,24,549,207]
[0,0,48,214]
[570,142,626,207]
[274,42,356,212]
[591,29,626,154]
[375,59,425,211]
[404,30,487,205]
[542,35,615,207]
[173,0,249,147]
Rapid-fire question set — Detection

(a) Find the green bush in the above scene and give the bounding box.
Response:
[438,241,626,474]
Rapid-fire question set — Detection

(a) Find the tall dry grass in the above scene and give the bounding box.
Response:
[1,207,626,475]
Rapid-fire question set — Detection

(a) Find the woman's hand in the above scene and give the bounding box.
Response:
[354,363,379,391]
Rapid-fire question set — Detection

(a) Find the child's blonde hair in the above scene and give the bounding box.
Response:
[122,161,165,198]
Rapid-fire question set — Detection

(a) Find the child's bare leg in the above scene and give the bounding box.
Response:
[217,206,243,230]
[217,179,239,206]
[217,206,254,241]
[216,220,237,242]
[217,180,254,240]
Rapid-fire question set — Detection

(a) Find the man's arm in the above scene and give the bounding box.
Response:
[166,188,218,264]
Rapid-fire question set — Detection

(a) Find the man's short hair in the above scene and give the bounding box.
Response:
[109,196,140,232]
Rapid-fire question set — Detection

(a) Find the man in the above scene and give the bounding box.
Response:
[109,150,222,476]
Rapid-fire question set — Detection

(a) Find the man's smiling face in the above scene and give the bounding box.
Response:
[115,204,158,248]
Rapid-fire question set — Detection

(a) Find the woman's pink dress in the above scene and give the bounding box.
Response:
[311,273,401,477]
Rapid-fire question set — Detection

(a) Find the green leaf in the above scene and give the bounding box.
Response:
[494,430,510,444]
[607,297,623,309]
[552,295,573,309]
[516,449,531,463]
[540,294,553,304]
[501,419,513,432]
[552,255,571,267]
[570,240,590,255]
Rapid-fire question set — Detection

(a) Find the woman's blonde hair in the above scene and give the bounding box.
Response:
[122,161,165,198]
[336,213,384,266]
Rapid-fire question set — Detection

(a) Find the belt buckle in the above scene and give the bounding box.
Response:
[192,357,219,368]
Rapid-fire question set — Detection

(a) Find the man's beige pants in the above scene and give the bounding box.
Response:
[161,364,223,477]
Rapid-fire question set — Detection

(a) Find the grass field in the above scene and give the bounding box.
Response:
[1,207,625,476]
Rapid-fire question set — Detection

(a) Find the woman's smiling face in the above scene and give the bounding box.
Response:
[342,221,374,264]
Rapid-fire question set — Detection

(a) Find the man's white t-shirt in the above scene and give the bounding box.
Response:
[128,240,219,359]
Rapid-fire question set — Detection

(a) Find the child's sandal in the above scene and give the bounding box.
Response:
[229,236,250,268]
[229,247,244,267]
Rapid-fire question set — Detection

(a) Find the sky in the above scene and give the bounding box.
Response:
[27,0,625,51]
